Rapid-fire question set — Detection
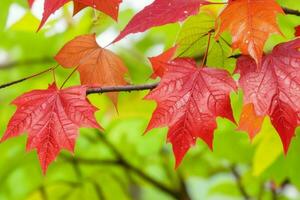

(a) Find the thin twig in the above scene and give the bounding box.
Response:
[231,166,250,200]
[201,31,212,67]
[0,66,57,90]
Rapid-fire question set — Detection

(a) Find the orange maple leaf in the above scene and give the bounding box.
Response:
[55,34,128,104]
[215,0,284,65]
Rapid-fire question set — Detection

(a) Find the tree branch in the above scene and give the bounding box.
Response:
[283,7,300,16]
[0,67,159,93]
[86,83,158,95]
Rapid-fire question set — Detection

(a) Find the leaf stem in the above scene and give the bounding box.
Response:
[201,31,212,67]
[60,66,80,89]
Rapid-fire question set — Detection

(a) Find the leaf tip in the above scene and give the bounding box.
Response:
[238,104,264,141]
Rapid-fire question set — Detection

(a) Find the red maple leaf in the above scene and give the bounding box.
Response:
[145,58,237,166]
[113,0,210,43]
[149,46,177,78]
[236,39,300,153]
[1,83,101,173]
[29,0,122,30]
[216,0,284,65]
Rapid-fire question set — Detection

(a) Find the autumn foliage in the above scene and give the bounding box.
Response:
[2,0,300,174]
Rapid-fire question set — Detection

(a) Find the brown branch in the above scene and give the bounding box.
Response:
[86,83,159,95]
[0,68,159,93]
[283,7,300,16]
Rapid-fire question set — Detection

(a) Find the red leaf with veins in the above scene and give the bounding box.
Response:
[1,83,101,173]
[236,39,300,152]
[113,0,210,43]
[149,46,177,78]
[146,58,237,166]
[29,0,121,30]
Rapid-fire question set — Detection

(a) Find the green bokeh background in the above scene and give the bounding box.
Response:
[0,0,300,199]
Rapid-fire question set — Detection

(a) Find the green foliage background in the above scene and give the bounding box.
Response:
[0,1,300,199]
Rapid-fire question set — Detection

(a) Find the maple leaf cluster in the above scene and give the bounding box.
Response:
[1,0,300,173]
[1,34,129,173]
